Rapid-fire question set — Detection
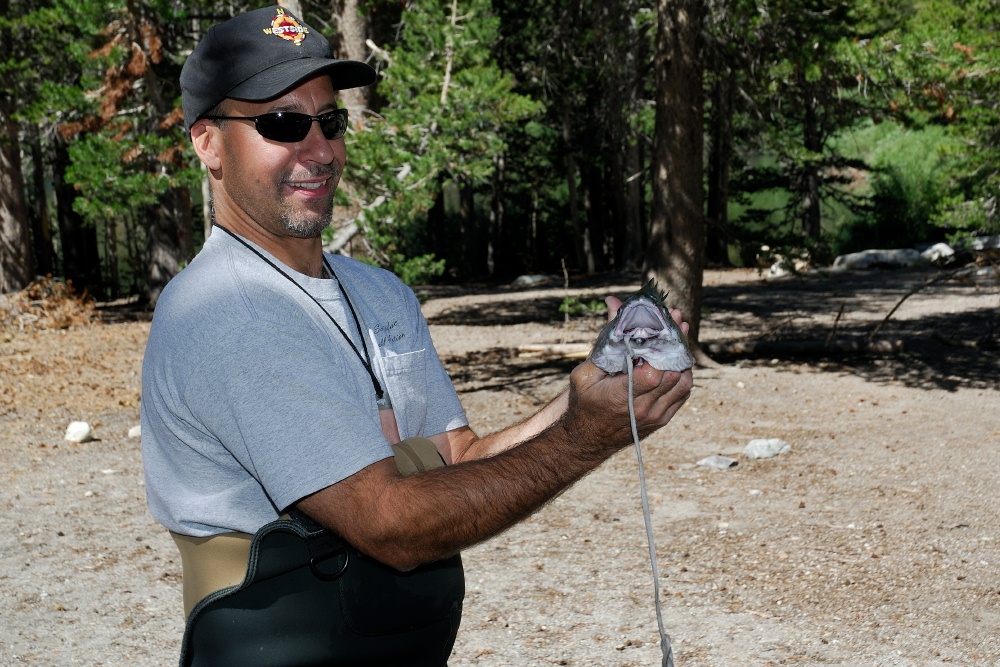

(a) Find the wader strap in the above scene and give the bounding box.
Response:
[171,437,446,618]
[391,436,447,475]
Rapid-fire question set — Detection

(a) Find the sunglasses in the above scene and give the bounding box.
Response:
[202,109,349,143]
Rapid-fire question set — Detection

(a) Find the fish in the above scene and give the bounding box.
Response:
[588,280,695,374]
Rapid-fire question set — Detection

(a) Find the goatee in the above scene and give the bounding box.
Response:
[279,165,340,238]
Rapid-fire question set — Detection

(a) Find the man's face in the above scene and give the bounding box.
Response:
[212,75,346,239]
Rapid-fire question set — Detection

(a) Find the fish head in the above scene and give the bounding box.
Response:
[589,280,695,374]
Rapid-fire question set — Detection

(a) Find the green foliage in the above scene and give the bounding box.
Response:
[346,0,541,278]
[0,0,107,122]
[823,120,950,253]
[559,297,607,318]
[394,253,447,286]
[729,0,884,239]
[6,0,1000,299]
[721,0,1000,259]
[65,133,201,224]
[851,0,1000,236]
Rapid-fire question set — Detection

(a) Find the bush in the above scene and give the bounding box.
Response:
[830,122,955,254]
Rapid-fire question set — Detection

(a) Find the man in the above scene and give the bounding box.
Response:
[141,6,692,666]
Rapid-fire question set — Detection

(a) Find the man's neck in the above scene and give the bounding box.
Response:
[213,220,327,278]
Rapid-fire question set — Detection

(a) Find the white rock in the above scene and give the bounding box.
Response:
[128,425,142,439]
[832,248,927,270]
[963,234,1000,251]
[743,438,791,460]
[768,260,793,278]
[64,421,93,443]
[511,274,558,287]
[921,242,954,264]
[697,455,739,469]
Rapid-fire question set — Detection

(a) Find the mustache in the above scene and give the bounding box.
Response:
[283,164,342,183]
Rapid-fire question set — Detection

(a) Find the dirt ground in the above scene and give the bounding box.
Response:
[1,266,998,666]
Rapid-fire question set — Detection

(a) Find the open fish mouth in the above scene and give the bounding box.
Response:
[614,300,670,345]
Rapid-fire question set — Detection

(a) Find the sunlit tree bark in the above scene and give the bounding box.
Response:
[0,0,31,293]
[644,0,707,359]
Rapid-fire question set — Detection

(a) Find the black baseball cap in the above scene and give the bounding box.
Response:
[180,6,377,131]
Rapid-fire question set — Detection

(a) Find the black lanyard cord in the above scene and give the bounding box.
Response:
[212,223,385,401]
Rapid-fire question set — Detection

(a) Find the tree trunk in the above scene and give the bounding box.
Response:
[0,0,31,294]
[487,153,505,277]
[27,124,54,277]
[427,175,445,261]
[278,0,303,20]
[623,139,643,272]
[528,187,539,268]
[800,90,823,240]
[52,138,102,297]
[609,146,628,272]
[104,217,120,299]
[0,104,31,293]
[458,179,475,278]
[146,188,193,307]
[563,110,593,274]
[582,163,608,272]
[121,1,194,304]
[705,68,733,266]
[608,0,644,273]
[330,0,372,115]
[644,0,707,357]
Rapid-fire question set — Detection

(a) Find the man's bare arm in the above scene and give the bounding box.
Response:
[296,359,692,572]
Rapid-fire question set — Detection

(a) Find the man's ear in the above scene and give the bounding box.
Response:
[190,119,222,171]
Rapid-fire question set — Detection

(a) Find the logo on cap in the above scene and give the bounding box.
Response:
[263,7,308,46]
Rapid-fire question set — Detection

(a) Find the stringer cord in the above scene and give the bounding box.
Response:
[625,340,676,667]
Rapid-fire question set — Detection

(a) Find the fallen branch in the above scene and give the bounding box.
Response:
[931,330,995,349]
[324,222,359,254]
[868,266,969,344]
[517,343,591,360]
[826,303,846,348]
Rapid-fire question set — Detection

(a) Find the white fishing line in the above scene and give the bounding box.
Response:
[625,339,675,667]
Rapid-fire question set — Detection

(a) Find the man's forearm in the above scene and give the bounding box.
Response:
[450,389,570,463]
[305,417,613,571]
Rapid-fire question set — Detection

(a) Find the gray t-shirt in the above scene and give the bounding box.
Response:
[141,231,467,536]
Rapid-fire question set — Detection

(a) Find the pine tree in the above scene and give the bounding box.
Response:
[346,0,540,283]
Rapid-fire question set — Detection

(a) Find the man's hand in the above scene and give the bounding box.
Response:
[563,300,693,457]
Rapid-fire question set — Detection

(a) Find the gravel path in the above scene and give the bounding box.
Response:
[2,267,997,666]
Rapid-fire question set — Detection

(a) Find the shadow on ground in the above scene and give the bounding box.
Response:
[430,268,998,393]
[700,268,998,392]
[441,348,579,395]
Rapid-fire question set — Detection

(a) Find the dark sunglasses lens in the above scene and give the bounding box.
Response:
[318,112,347,140]
[253,112,346,142]
[255,113,312,142]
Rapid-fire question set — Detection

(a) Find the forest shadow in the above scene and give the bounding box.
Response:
[428,268,998,393]
[428,294,571,327]
[701,268,998,392]
[440,347,578,395]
